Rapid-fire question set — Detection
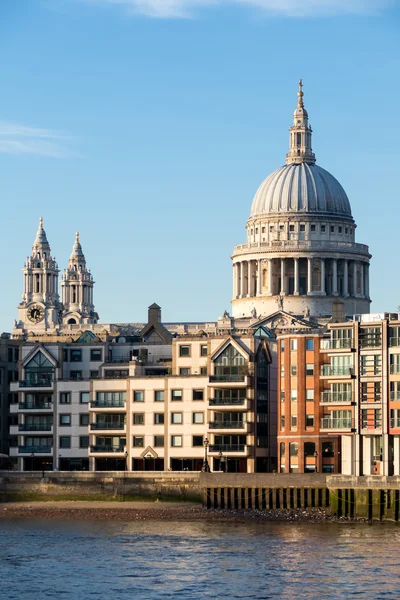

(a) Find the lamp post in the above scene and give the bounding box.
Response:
[125,451,128,473]
[202,437,210,473]
[314,451,318,473]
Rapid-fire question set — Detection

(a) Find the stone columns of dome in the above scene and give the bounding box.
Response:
[307,258,312,295]
[343,260,349,296]
[321,259,326,295]
[235,263,240,299]
[248,260,255,297]
[365,264,370,299]
[280,258,286,295]
[360,263,364,297]
[353,261,358,297]
[294,258,299,295]
[332,259,338,296]
[257,259,262,296]
[240,262,246,298]
[268,259,273,295]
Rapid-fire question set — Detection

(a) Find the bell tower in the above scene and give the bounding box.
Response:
[15,218,61,332]
[61,232,98,325]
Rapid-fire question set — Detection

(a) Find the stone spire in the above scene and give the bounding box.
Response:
[61,232,97,325]
[286,79,316,165]
[32,217,51,258]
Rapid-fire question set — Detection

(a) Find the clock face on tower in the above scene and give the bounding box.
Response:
[27,305,45,323]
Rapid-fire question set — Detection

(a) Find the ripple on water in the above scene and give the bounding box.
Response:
[0,520,400,599]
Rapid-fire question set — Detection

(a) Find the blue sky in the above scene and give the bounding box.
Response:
[0,0,399,331]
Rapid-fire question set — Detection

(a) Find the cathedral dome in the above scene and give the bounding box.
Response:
[250,162,352,219]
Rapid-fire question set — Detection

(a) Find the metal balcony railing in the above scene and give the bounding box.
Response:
[19,445,53,453]
[90,445,126,453]
[321,366,353,377]
[209,444,245,453]
[321,392,353,403]
[90,423,125,430]
[209,398,246,406]
[321,418,353,429]
[18,424,52,431]
[208,421,245,429]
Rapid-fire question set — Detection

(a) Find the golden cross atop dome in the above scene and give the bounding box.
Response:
[39,217,43,228]
[76,232,80,242]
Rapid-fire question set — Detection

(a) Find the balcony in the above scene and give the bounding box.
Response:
[389,337,400,347]
[18,402,53,411]
[320,418,354,431]
[390,365,400,375]
[90,400,125,409]
[391,418,400,428]
[19,379,53,388]
[321,392,353,404]
[90,445,126,453]
[18,424,53,432]
[208,421,246,430]
[18,445,53,453]
[390,392,400,401]
[320,339,354,351]
[208,444,247,454]
[209,375,246,383]
[320,366,353,378]
[208,398,250,411]
[90,423,125,431]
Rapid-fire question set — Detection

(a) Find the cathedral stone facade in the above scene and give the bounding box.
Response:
[231,81,371,320]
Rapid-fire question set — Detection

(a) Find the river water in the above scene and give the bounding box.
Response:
[1,519,400,599]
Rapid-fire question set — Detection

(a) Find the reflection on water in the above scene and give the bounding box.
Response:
[1,519,400,599]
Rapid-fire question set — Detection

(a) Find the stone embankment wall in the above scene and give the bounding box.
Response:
[0,471,202,503]
[2,472,400,521]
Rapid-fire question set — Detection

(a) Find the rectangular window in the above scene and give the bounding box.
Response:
[134,391,144,402]
[171,435,182,447]
[59,436,71,448]
[290,390,297,402]
[60,392,71,404]
[306,389,314,401]
[79,414,89,426]
[79,436,89,449]
[192,389,204,401]
[90,349,102,362]
[133,436,144,447]
[154,435,164,448]
[80,392,90,404]
[299,224,305,232]
[200,345,208,357]
[306,414,315,427]
[179,345,191,357]
[179,368,190,376]
[338,226,342,234]
[306,364,314,376]
[321,225,326,233]
[291,415,298,428]
[281,365,285,377]
[193,435,203,447]
[290,364,297,376]
[290,339,297,351]
[310,224,316,232]
[171,413,183,424]
[70,371,82,381]
[330,225,335,233]
[192,412,204,424]
[59,414,71,426]
[133,413,145,425]
[171,390,182,401]
[90,370,99,379]
[280,391,285,403]
[63,348,68,362]
[289,224,295,232]
[154,413,165,425]
[70,349,82,362]
[280,415,285,429]
[306,339,314,351]
[200,366,207,375]
[154,390,164,402]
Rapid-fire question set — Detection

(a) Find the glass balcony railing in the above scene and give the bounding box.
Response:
[18,402,53,410]
[390,391,400,401]
[19,445,53,453]
[209,375,246,382]
[18,424,52,431]
[390,365,400,374]
[208,444,245,453]
[389,337,400,347]
[391,418,400,428]
[321,418,353,429]
[90,400,125,408]
[90,445,126,453]
[19,379,53,388]
[90,423,125,430]
[321,366,353,377]
[208,421,245,429]
[321,392,353,403]
[209,398,246,406]
[320,339,353,350]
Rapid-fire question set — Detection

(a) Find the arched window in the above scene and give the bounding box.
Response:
[68,318,77,325]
